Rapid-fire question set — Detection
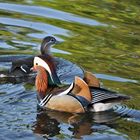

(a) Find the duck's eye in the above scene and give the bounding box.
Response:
[51,39,54,42]
[36,63,38,65]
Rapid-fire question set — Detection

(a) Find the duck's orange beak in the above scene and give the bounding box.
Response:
[30,66,37,72]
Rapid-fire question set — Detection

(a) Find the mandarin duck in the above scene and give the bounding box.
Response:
[31,55,130,113]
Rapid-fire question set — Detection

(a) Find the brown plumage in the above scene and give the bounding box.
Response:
[72,77,92,102]
[32,65,48,99]
[36,55,61,85]
[84,71,100,87]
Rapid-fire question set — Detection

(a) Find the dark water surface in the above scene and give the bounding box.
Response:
[0,0,140,140]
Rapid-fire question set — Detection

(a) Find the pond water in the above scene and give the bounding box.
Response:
[0,0,140,140]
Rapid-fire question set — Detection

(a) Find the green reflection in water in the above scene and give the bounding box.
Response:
[0,0,140,140]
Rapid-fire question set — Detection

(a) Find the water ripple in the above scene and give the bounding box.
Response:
[0,41,14,49]
[96,73,138,84]
[0,17,69,36]
[0,3,106,26]
[114,105,140,123]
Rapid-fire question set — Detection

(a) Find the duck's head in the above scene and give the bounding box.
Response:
[41,36,59,55]
[33,55,61,86]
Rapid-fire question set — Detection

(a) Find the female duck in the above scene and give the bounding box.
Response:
[10,36,59,74]
[31,55,130,113]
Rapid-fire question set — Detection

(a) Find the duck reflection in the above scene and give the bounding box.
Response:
[0,73,35,84]
[33,110,60,137]
[33,109,119,138]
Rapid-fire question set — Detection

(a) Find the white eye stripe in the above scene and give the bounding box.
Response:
[34,57,54,83]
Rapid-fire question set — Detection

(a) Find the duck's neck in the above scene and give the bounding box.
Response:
[41,43,52,55]
[36,69,48,99]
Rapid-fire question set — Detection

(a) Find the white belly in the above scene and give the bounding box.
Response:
[91,103,118,112]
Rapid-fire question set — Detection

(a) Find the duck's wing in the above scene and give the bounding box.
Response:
[90,87,130,104]
[10,56,34,73]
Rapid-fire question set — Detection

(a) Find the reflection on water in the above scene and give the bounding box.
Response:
[114,105,140,123]
[33,109,120,139]
[0,17,69,37]
[96,73,138,83]
[0,0,140,140]
[0,3,106,26]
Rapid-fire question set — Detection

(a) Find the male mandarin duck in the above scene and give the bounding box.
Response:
[31,55,130,113]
